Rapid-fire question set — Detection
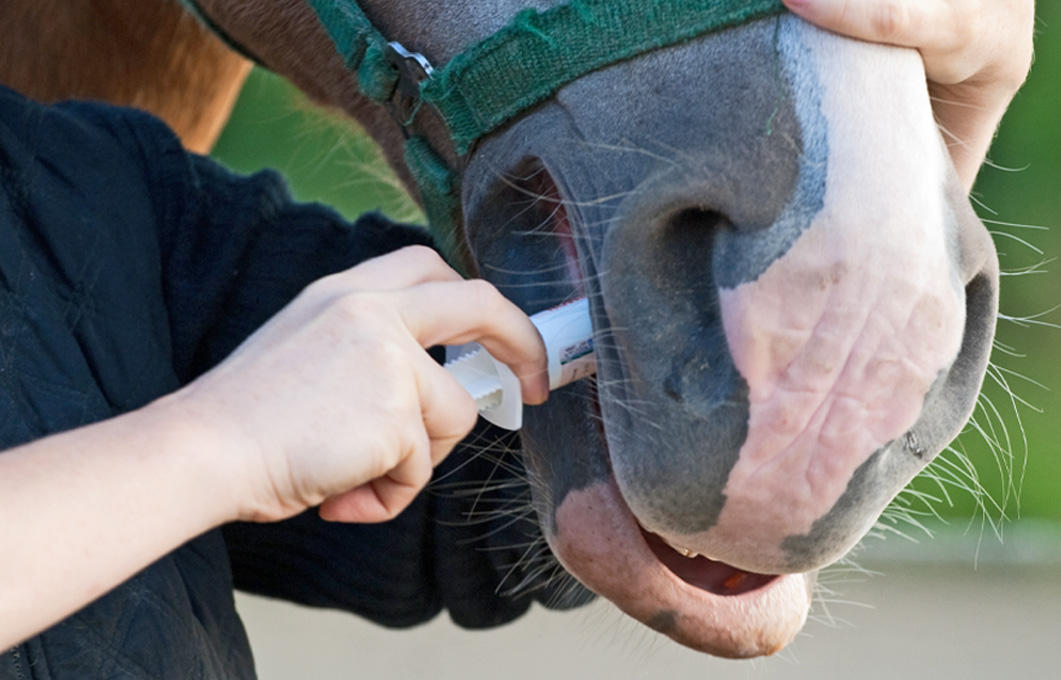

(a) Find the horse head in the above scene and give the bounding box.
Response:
[186,0,999,658]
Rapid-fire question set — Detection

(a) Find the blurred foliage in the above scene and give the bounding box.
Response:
[211,6,1061,524]
[211,70,422,225]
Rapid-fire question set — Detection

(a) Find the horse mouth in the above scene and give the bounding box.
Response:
[579,381,785,601]
[551,465,812,658]
[640,527,779,595]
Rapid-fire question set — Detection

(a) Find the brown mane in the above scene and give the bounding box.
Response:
[0,0,250,153]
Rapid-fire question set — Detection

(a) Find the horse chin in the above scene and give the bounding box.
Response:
[550,474,813,658]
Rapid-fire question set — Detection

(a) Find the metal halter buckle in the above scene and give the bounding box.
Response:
[384,41,435,129]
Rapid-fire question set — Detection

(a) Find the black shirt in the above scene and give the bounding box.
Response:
[0,86,584,680]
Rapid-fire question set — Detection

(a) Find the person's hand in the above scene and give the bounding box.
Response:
[0,245,547,648]
[165,245,548,525]
[783,0,1036,190]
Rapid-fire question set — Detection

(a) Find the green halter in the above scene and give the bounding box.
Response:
[305,1,791,266]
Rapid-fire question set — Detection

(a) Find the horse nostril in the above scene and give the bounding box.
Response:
[654,207,729,285]
[922,266,998,450]
[667,207,728,234]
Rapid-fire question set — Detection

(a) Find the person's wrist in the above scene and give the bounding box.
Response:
[139,388,270,526]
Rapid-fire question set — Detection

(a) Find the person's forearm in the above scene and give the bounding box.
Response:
[0,401,240,649]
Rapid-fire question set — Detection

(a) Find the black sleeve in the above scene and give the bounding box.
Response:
[153,150,433,382]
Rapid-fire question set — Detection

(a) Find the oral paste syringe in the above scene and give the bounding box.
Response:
[444,297,595,430]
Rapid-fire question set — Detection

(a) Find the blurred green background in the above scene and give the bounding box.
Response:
[210,5,1061,529]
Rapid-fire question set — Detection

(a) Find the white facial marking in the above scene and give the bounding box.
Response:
[671,22,966,571]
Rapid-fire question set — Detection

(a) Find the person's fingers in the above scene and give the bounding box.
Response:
[320,245,465,293]
[783,0,956,50]
[783,0,1034,87]
[398,347,480,464]
[395,279,550,405]
[313,250,549,403]
[318,451,433,523]
[214,251,551,524]
[316,392,434,524]
[323,247,548,403]
[317,343,480,523]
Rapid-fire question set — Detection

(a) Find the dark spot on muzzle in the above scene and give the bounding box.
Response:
[647,610,679,636]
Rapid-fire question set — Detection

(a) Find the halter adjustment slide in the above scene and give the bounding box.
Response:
[385,41,435,129]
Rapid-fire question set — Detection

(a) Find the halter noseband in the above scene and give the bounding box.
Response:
[185,0,789,269]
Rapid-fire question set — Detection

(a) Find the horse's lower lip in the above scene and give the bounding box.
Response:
[552,475,812,657]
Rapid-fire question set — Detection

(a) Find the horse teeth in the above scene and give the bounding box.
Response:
[660,536,700,558]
